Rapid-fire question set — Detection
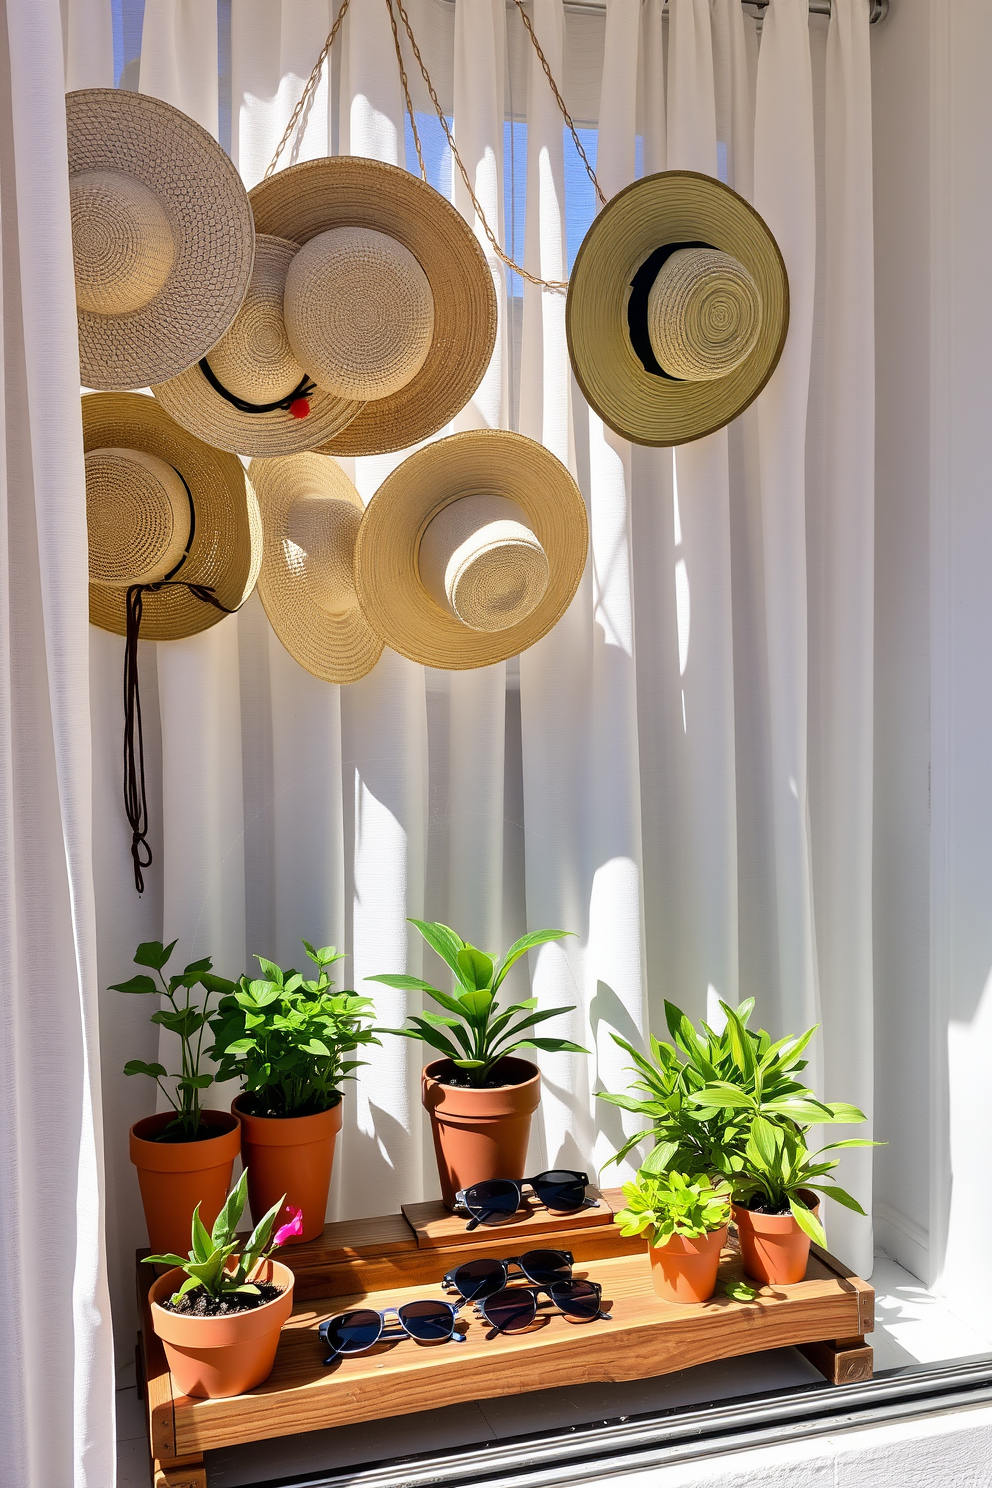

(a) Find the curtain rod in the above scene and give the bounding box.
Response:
[559,0,889,20]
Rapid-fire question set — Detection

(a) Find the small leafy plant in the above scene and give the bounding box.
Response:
[369,919,587,1088]
[615,1171,731,1246]
[599,998,867,1179]
[147,1169,299,1310]
[208,941,378,1118]
[111,939,234,1142]
[732,1115,877,1248]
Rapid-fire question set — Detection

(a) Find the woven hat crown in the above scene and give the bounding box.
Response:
[70,169,177,317]
[284,492,362,618]
[85,447,191,587]
[647,246,762,381]
[205,235,304,404]
[418,494,550,633]
[284,226,435,401]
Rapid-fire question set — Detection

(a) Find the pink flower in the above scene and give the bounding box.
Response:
[273,1208,304,1247]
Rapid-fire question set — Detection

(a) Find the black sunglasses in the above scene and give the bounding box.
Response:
[454,1170,595,1230]
[319,1301,464,1363]
[472,1279,609,1338]
[443,1249,575,1301]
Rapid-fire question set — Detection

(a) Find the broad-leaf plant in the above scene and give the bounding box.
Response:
[369,918,588,1087]
[208,941,378,1118]
[731,1116,876,1248]
[147,1169,301,1307]
[111,939,235,1141]
[615,1171,732,1246]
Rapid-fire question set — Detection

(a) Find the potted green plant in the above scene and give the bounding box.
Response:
[614,1170,732,1303]
[730,1116,875,1285]
[369,919,586,1209]
[147,1169,298,1398]
[112,939,240,1256]
[208,941,378,1242]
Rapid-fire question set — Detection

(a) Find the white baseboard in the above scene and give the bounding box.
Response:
[874,1199,930,1282]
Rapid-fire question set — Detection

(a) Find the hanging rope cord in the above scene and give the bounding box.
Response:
[264,0,606,295]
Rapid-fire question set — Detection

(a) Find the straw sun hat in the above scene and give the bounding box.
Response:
[250,453,383,684]
[67,89,255,392]
[83,392,262,640]
[354,431,588,670]
[248,157,498,457]
[566,170,789,447]
[152,235,363,456]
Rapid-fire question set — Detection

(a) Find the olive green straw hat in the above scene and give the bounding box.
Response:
[566,170,789,447]
[354,430,588,670]
[67,89,255,391]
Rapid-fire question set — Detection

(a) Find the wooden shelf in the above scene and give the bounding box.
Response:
[136,1189,874,1484]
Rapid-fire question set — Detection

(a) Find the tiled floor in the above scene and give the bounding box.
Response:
[116,1254,992,1488]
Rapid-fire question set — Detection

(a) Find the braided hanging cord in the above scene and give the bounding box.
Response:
[263,0,607,293]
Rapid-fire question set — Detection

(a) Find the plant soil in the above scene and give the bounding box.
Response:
[159,1282,284,1317]
[438,1070,524,1090]
[150,1120,223,1143]
[236,1093,341,1120]
[744,1195,795,1215]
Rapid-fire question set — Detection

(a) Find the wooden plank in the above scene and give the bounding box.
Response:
[809,1242,875,1335]
[153,1455,206,1488]
[171,1246,866,1456]
[284,1211,418,1265]
[137,1256,177,1461]
[403,1186,612,1249]
[798,1336,874,1384]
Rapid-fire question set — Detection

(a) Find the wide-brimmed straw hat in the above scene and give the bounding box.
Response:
[566,170,789,447]
[248,158,497,457]
[250,453,383,684]
[354,431,588,669]
[151,235,363,455]
[83,393,262,639]
[67,89,255,391]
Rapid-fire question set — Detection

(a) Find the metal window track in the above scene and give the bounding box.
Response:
[560,0,889,20]
[249,1355,992,1488]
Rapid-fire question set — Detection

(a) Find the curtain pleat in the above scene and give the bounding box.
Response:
[2,1,116,1481]
[231,0,334,188]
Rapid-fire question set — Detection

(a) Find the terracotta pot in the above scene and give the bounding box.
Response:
[732,1189,821,1285]
[647,1224,728,1304]
[422,1057,541,1210]
[233,1095,342,1243]
[129,1110,241,1257]
[150,1258,294,1398]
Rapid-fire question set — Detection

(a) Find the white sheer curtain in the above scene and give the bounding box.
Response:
[87,0,877,1373]
[1,2,116,1485]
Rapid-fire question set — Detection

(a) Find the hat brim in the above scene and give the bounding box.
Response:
[354,431,588,670]
[248,158,497,457]
[83,393,262,639]
[151,361,364,459]
[566,170,789,447]
[68,89,255,391]
[250,454,384,684]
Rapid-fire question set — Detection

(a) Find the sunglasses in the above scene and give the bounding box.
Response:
[472,1279,609,1339]
[443,1248,575,1301]
[319,1301,464,1364]
[454,1170,595,1230]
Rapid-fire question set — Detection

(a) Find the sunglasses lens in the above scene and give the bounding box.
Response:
[531,1170,587,1211]
[323,1309,382,1353]
[452,1259,506,1300]
[482,1288,537,1333]
[399,1300,454,1342]
[552,1280,601,1320]
[519,1249,572,1286]
[465,1179,521,1218]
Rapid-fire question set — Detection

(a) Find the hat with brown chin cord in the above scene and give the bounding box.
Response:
[151,235,364,456]
[566,170,789,447]
[67,89,255,391]
[353,431,588,670]
[248,157,498,458]
[250,453,384,684]
[83,393,262,893]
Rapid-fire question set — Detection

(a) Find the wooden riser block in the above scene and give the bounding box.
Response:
[798,1336,874,1384]
[402,1187,612,1249]
[162,1245,871,1458]
[153,1458,205,1488]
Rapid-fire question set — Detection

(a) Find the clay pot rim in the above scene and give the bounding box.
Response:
[648,1222,729,1256]
[232,1092,343,1139]
[422,1054,541,1090]
[732,1189,820,1229]
[150,1258,295,1347]
[129,1109,241,1171]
